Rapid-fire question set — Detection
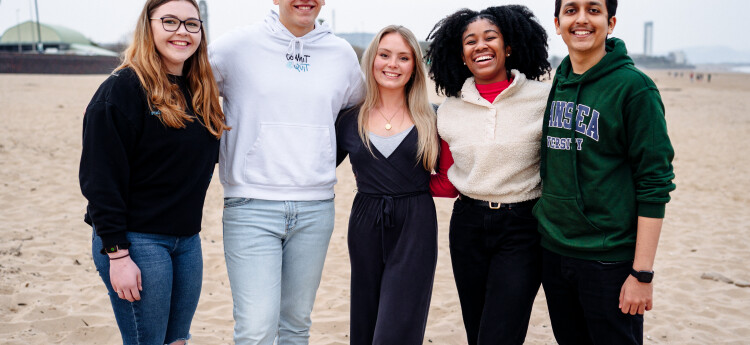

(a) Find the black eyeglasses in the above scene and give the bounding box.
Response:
[151,16,202,33]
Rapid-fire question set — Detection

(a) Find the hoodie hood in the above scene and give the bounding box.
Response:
[263,10,332,59]
[555,38,634,87]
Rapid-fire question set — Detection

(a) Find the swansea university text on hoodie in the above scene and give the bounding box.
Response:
[533,38,676,261]
[209,11,365,201]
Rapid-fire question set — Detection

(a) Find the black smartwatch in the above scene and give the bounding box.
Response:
[630,269,654,283]
[101,243,131,255]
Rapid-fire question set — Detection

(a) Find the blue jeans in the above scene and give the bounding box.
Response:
[92,230,202,345]
[542,249,643,345]
[222,198,335,345]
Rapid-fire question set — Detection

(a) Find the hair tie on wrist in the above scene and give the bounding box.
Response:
[109,253,130,260]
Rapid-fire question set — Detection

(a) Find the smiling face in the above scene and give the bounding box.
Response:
[372,32,415,93]
[461,18,510,85]
[274,0,325,37]
[555,0,615,61]
[150,0,201,75]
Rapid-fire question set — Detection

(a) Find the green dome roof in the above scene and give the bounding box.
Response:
[1,21,91,45]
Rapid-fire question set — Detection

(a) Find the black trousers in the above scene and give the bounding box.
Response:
[542,249,644,345]
[348,194,437,345]
[449,197,542,345]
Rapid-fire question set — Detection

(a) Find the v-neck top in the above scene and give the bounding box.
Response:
[368,125,415,158]
[336,106,429,195]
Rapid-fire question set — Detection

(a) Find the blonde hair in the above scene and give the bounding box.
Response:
[358,25,438,171]
[116,0,228,139]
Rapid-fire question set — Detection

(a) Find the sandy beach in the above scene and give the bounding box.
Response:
[0,70,749,344]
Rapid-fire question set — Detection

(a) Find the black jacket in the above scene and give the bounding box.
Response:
[79,67,219,251]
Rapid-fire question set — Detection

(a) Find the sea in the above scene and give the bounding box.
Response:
[731,66,750,74]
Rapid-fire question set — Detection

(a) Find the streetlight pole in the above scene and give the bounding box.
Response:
[17,9,22,52]
[34,0,42,53]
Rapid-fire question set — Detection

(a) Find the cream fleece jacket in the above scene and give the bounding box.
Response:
[437,70,550,203]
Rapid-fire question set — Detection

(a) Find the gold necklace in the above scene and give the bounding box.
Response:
[376,107,402,130]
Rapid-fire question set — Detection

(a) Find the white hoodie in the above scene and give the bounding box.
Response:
[209,11,365,201]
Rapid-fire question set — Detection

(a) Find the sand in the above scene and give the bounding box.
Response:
[0,70,749,344]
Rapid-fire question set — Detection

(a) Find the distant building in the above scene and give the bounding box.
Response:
[0,21,117,56]
[337,32,376,51]
[337,32,432,62]
[669,51,687,65]
[199,0,209,40]
[549,55,564,69]
[644,21,653,56]
[630,52,693,70]
[0,21,120,74]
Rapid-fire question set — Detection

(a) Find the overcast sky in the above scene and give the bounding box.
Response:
[0,0,747,57]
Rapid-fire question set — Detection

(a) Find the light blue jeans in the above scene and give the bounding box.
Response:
[92,230,202,345]
[222,197,335,345]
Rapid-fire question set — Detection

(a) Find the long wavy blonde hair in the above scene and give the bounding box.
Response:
[116,0,228,139]
[358,25,438,171]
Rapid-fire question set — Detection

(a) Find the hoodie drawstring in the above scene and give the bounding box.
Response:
[287,38,304,59]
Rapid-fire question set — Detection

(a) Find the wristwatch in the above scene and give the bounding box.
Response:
[100,243,131,255]
[630,269,654,283]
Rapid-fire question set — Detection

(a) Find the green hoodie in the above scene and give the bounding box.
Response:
[533,38,676,261]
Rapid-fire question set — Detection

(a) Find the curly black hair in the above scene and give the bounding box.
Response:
[426,5,551,98]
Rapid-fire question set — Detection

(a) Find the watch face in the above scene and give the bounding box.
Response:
[638,271,654,283]
[106,246,118,253]
[631,269,654,283]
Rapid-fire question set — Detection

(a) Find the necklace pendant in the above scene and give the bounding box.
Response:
[385,123,392,130]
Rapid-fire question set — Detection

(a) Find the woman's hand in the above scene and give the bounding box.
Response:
[108,250,142,302]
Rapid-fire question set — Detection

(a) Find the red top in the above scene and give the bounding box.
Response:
[429,79,512,198]
[476,78,513,103]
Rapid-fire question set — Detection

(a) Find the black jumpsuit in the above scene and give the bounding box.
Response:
[336,107,438,345]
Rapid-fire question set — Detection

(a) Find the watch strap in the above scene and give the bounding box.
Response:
[100,242,131,255]
[630,268,654,283]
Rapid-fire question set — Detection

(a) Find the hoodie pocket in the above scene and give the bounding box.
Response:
[243,123,335,187]
[533,193,605,250]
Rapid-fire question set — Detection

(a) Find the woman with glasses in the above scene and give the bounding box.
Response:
[336,25,439,344]
[79,1,227,344]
